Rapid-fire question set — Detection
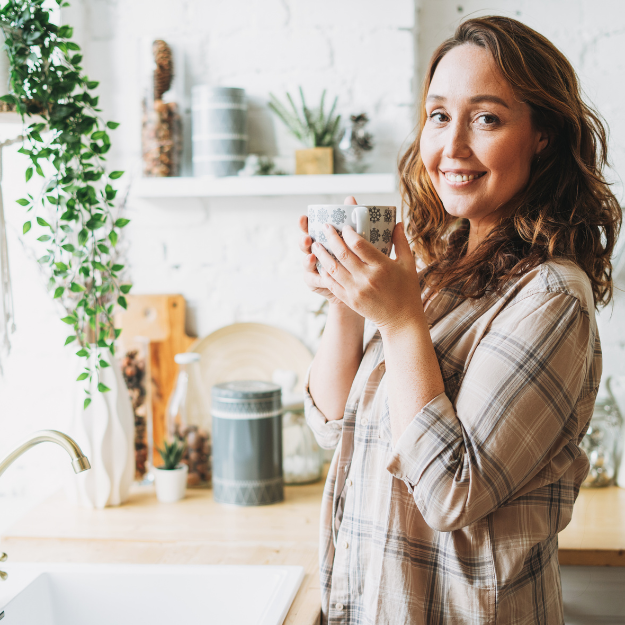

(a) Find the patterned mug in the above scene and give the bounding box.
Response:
[307,205,397,264]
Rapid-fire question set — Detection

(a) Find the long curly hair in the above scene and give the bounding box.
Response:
[399,16,621,308]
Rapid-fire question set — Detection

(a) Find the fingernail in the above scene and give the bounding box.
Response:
[323,223,332,230]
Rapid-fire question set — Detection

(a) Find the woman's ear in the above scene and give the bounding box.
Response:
[535,128,550,155]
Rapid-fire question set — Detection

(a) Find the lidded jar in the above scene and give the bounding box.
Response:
[166,353,212,487]
[211,381,283,506]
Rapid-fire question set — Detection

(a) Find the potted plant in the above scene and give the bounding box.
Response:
[268,87,341,175]
[0,0,134,508]
[154,438,188,503]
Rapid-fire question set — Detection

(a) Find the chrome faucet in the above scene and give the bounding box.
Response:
[0,430,91,579]
[0,430,91,478]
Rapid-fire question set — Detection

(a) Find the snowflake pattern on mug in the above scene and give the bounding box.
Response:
[381,248,388,255]
[309,208,316,223]
[370,228,380,244]
[317,207,329,223]
[332,208,346,224]
[318,230,327,244]
[384,208,393,223]
[382,229,392,243]
[369,207,381,223]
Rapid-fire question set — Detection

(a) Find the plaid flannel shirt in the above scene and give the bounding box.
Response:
[305,259,600,625]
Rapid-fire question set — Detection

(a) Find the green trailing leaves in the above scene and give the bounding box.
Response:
[3,0,131,405]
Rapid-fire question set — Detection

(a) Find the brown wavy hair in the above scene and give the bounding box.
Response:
[399,16,621,307]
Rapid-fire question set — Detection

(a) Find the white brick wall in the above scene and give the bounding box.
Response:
[0,1,624,512]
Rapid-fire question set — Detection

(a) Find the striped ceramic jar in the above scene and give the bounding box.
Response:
[211,381,283,506]
[191,86,248,177]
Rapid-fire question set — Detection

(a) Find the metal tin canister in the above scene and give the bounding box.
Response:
[211,381,283,506]
[191,86,248,177]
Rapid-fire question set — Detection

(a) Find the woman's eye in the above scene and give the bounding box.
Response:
[428,112,448,123]
[476,114,499,125]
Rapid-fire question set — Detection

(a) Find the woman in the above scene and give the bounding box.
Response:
[299,16,621,625]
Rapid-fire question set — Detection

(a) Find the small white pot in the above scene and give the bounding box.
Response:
[154,464,188,503]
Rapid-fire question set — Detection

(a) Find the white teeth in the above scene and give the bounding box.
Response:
[445,172,482,182]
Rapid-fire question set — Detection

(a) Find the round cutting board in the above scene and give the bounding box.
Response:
[190,323,313,409]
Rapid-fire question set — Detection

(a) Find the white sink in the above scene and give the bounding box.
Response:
[0,563,305,625]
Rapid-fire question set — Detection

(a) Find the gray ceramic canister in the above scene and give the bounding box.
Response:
[191,86,248,177]
[212,381,283,506]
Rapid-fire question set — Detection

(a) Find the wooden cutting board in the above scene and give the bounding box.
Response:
[116,294,195,462]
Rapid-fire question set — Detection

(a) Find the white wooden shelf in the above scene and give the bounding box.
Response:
[129,173,397,198]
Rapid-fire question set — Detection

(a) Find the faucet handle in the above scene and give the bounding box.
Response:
[0,552,7,562]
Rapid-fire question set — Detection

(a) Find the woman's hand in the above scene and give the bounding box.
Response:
[299,196,361,311]
[312,218,425,334]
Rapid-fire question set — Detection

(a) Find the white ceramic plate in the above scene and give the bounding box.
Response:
[189,323,313,408]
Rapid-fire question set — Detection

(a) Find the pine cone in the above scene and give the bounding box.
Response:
[153,39,173,100]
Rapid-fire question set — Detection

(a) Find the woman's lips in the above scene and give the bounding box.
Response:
[441,170,487,185]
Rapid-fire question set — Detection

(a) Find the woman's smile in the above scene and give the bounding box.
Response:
[440,169,487,185]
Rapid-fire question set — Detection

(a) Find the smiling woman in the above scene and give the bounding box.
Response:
[401,16,621,304]
[300,14,622,625]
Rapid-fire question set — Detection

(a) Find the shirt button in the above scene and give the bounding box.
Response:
[361,417,368,426]
[335,603,344,611]
[346,478,352,487]
[343,540,349,549]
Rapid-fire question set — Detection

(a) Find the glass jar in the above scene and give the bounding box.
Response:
[120,338,153,484]
[581,377,623,487]
[166,353,212,487]
[141,38,183,177]
[282,402,323,485]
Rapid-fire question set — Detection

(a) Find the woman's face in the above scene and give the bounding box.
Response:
[420,44,548,243]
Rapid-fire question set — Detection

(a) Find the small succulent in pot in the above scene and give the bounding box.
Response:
[154,438,188,503]
[156,438,186,470]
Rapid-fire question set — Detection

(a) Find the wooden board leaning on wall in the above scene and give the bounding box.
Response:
[116,294,195,464]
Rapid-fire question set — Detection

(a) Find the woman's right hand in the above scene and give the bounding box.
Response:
[299,196,357,307]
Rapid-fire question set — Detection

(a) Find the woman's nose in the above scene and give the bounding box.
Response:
[442,121,472,160]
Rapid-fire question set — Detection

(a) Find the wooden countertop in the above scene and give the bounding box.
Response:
[0,479,325,625]
[558,485,625,566]
[1,477,624,624]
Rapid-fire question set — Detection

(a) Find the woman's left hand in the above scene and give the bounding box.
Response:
[312,220,426,334]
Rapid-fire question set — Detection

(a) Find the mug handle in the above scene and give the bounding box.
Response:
[351,206,370,240]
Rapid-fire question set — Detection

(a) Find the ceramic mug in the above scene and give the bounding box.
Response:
[308,205,397,263]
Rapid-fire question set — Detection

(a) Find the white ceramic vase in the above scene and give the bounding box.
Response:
[154,464,188,503]
[66,348,135,509]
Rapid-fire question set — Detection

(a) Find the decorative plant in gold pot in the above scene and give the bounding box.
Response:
[268,87,341,175]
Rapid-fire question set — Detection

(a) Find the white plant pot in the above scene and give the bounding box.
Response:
[66,349,135,509]
[154,464,188,503]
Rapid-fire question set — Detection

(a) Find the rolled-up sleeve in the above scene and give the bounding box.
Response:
[304,363,344,450]
[386,291,594,532]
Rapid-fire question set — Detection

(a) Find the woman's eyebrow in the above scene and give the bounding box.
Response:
[426,94,510,109]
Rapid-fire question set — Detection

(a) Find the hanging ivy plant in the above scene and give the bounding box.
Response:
[0,0,131,409]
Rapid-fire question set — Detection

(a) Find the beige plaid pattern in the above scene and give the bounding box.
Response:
[305,260,600,625]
